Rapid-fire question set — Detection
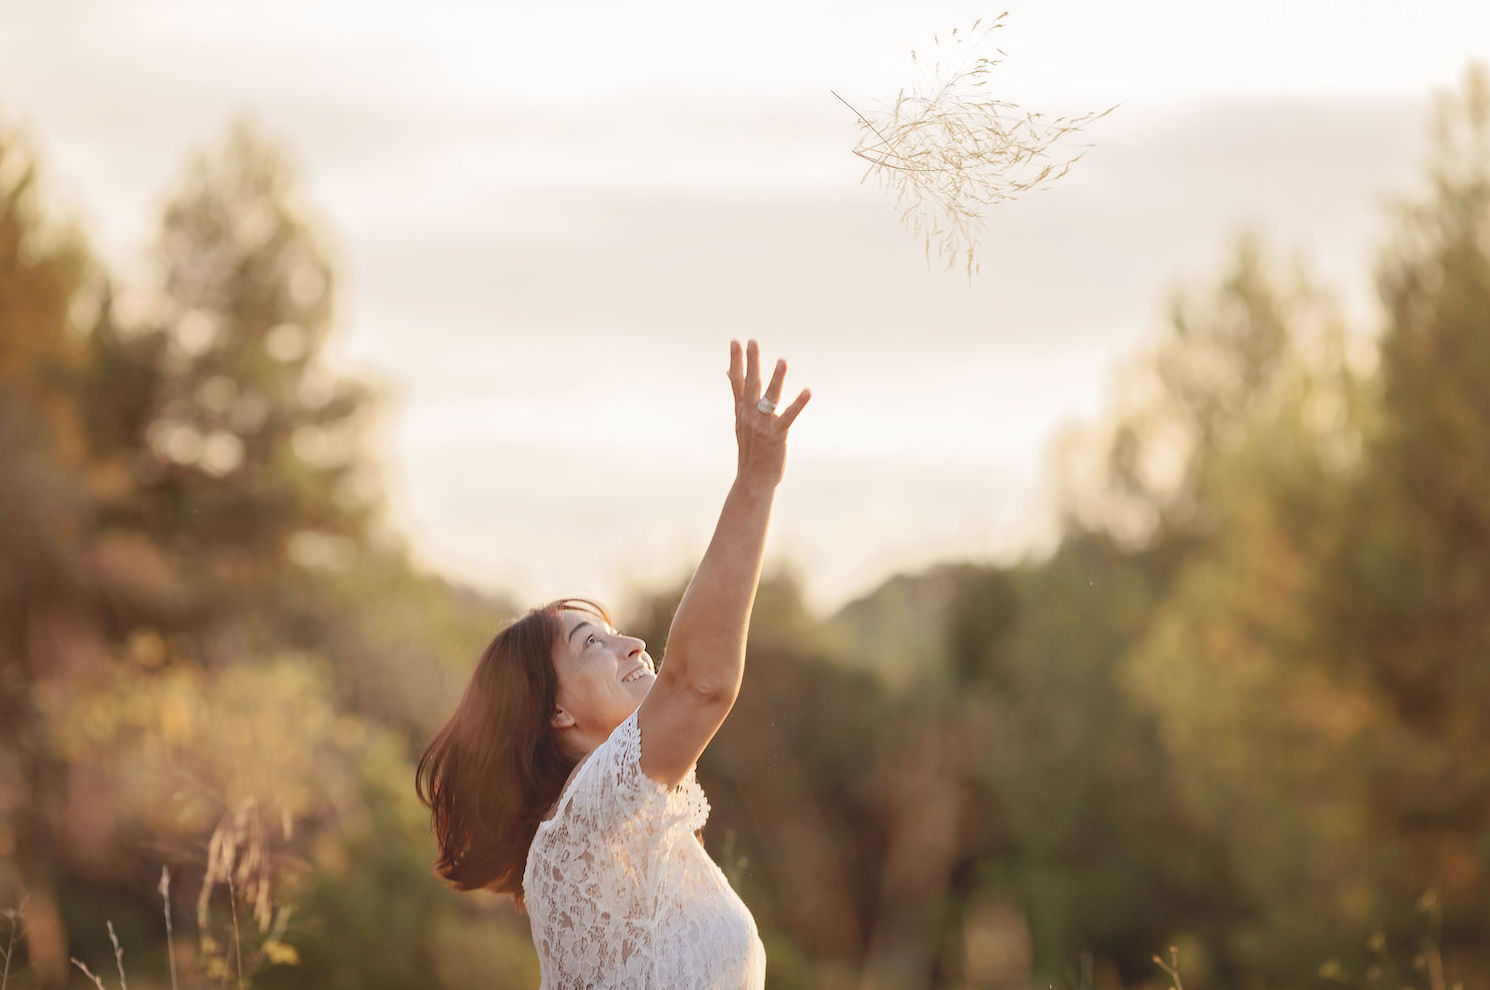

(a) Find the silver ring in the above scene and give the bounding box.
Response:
[757,398,777,414]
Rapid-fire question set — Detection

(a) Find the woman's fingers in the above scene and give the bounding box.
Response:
[743,339,762,403]
[777,388,812,429]
[727,340,744,400]
[729,339,808,429]
[762,358,786,408]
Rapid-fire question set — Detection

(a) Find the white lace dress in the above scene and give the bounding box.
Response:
[522,709,767,989]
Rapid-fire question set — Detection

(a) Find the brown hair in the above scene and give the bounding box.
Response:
[415,597,611,899]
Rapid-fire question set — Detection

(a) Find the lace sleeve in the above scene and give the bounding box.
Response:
[567,709,710,838]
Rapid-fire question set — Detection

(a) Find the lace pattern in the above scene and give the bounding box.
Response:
[523,710,766,989]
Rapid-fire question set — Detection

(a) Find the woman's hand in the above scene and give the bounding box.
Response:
[727,339,811,489]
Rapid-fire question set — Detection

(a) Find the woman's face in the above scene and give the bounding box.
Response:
[549,608,656,748]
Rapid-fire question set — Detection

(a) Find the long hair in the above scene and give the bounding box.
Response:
[415,597,611,900]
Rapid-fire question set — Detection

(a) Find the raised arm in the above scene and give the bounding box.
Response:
[636,339,811,788]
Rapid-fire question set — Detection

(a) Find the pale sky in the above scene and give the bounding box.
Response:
[3,1,1486,613]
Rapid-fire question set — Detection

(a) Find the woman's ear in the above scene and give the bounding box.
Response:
[550,707,576,730]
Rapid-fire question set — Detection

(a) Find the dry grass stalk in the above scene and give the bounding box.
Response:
[1,904,21,990]
[1153,944,1186,990]
[196,796,302,986]
[196,797,282,941]
[68,920,130,990]
[838,13,1115,278]
[69,955,110,990]
[227,874,244,990]
[160,867,180,990]
[107,921,128,990]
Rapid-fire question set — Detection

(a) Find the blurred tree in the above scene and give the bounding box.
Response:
[1013,540,1238,984]
[1048,208,1372,983]
[55,116,503,986]
[920,541,1241,987]
[944,565,1019,692]
[0,112,497,989]
[1314,61,1490,970]
[850,564,1016,989]
[0,116,106,987]
[112,115,382,667]
[1110,111,1489,979]
[266,543,520,740]
[1054,230,1319,552]
[1122,376,1377,981]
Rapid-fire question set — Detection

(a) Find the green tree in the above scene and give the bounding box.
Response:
[1116,66,1490,986]
[0,116,109,987]
[1055,231,1324,553]
[1314,61,1490,971]
[116,115,380,665]
[0,112,481,989]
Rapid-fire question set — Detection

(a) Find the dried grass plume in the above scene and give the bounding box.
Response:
[837,13,1116,278]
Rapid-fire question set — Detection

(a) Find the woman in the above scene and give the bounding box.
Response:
[416,339,810,988]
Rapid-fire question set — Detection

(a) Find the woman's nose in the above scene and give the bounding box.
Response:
[623,635,646,656]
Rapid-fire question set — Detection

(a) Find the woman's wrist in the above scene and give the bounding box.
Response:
[732,470,780,498]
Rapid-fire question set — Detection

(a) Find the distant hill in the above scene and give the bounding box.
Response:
[825,561,994,690]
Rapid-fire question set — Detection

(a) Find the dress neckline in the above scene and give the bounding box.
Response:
[537,741,601,828]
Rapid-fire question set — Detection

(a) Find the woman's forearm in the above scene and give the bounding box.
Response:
[658,338,808,702]
[662,474,776,701]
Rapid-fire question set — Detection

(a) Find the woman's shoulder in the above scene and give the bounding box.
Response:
[542,710,710,836]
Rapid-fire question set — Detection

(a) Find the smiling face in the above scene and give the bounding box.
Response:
[549,608,656,758]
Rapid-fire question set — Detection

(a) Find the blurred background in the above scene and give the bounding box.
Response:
[2,1,1489,987]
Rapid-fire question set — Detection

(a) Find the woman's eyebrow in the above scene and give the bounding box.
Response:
[566,621,594,646]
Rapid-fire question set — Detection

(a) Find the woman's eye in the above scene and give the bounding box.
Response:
[586,634,599,647]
